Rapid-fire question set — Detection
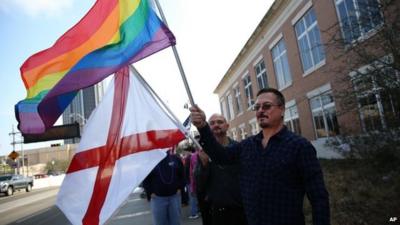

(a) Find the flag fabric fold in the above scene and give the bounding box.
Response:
[15,0,175,134]
[56,67,185,225]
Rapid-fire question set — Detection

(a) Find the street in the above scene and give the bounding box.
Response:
[0,187,201,225]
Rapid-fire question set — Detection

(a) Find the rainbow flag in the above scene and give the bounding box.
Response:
[15,0,175,134]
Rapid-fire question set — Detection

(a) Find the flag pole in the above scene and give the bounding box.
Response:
[130,65,203,150]
[153,0,195,106]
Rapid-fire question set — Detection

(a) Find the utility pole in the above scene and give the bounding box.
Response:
[9,125,18,174]
[9,125,24,175]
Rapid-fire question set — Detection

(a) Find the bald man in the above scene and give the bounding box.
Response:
[195,114,247,225]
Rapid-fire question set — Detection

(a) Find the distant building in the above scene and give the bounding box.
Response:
[63,83,105,144]
[214,0,399,158]
[0,144,77,176]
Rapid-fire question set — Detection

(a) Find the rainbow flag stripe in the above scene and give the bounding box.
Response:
[15,0,175,134]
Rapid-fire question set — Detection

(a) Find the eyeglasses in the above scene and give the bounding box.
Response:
[252,103,280,111]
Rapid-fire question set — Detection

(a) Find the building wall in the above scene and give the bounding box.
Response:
[19,144,76,166]
[63,82,104,144]
[214,0,387,144]
[0,144,77,176]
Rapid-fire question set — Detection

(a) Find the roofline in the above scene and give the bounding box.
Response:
[213,0,288,94]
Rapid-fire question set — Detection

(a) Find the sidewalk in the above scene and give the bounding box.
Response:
[181,204,202,225]
[112,188,203,225]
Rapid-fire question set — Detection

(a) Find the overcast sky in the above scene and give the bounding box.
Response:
[0,0,274,156]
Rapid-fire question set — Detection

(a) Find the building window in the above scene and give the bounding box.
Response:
[226,94,234,120]
[295,8,325,73]
[234,86,243,114]
[310,91,340,138]
[353,70,400,131]
[249,119,259,135]
[220,100,227,120]
[272,39,292,89]
[335,0,383,43]
[230,128,238,141]
[239,126,247,140]
[284,105,302,135]
[225,97,231,121]
[243,75,254,109]
[255,60,268,89]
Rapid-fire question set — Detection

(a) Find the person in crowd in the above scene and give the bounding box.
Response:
[143,150,185,225]
[188,147,200,219]
[181,151,190,206]
[192,135,212,225]
[195,114,247,225]
[190,88,330,225]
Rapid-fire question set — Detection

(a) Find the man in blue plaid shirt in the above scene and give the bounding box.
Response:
[190,88,330,225]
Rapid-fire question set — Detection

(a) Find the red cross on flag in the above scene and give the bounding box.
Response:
[56,66,186,225]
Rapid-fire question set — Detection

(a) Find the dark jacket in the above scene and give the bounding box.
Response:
[195,138,243,208]
[198,125,330,225]
[143,152,185,200]
[184,154,191,185]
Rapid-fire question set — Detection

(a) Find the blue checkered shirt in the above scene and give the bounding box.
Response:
[198,125,330,225]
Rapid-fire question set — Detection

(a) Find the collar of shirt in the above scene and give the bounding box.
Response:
[254,126,289,144]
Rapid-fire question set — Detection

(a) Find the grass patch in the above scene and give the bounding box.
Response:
[305,159,400,225]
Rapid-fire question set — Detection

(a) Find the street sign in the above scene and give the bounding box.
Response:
[22,123,80,143]
[8,150,19,160]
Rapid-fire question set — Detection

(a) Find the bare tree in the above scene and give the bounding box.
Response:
[316,0,400,166]
[323,0,400,135]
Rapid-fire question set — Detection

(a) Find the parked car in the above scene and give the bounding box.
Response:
[0,174,34,196]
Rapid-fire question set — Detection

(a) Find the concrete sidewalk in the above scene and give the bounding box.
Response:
[180,204,202,225]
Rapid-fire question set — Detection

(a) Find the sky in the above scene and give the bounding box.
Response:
[0,0,274,156]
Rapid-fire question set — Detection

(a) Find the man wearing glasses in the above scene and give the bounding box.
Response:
[190,88,330,225]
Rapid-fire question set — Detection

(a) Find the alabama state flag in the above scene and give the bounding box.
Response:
[56,66,186,225]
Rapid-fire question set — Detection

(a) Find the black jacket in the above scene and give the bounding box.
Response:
[195,138,243,208]
[198,125,330,225]
[143,152,184,200]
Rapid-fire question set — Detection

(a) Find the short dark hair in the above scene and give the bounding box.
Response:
[256,88,285,106]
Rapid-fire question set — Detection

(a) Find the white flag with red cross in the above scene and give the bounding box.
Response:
[56,66,186,225]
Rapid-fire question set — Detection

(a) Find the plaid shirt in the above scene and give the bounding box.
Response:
[198,125,330,225]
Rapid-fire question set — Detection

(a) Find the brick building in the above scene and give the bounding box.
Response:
[214,0,399,157]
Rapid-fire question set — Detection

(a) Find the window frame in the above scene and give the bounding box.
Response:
[309,90,340,138]
[249,118,259,135]
[334,0,384,44]
[233,85,243,115]
[254,59,268,89]
[284,103,302,135]
[350,60,400,131]
[294,7,326,75]
[226,94,234,121]
[271,39,293,90]
[243,74,254,109]
[220,99,227,120]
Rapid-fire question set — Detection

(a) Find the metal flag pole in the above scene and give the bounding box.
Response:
[153,0,195,106]
[129,65,203,150]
